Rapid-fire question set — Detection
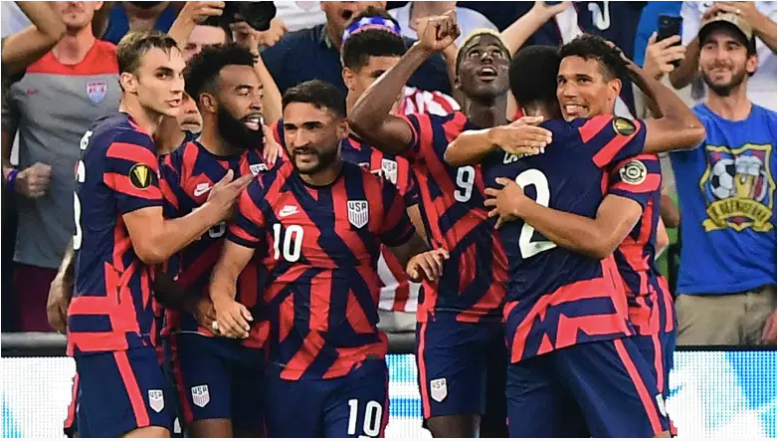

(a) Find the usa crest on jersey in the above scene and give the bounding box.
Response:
[430,378,447,402]
[348,200,369,228]
[381,159,398,184]
[86,80,107,104]
[148,389,165,413]
[191,385,210,408]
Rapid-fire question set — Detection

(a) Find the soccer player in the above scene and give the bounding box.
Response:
[159,43,281,438]
[67,31,250,438]
[271,8,425,326]
[348,14,550,438]
[209,80,440,437]
[443,40,706,436]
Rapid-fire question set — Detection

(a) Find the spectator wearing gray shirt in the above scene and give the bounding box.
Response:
[2,1,120,332]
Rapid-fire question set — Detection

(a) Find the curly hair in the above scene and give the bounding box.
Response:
[341,7,406,70]
[183,43,255,102]
[559,34,628,81]
[509,45,561,108]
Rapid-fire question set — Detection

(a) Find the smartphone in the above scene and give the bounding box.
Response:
[657,15,683,67]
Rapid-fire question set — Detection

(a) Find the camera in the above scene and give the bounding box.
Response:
[203,1,277,32]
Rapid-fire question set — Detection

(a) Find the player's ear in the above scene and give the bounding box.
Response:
[200,93,217,114]
[746,52,758,75]
[342,67,356,91]
[607,77,621,105]
[336,117,348,140]
[119,72,138,94]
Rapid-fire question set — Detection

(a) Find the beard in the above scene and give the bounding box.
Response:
[290,144,339,175]
[702,65,748,97]
[216,107,264,150]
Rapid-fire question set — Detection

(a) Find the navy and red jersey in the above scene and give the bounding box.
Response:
[158,140,274,347]
[274,120,422,313]
[68,112,164,355]
[607,154,676,337]
[481,114,648,363]
[399,111,508,323]
[227,161,415,380]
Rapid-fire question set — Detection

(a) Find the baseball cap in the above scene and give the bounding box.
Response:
[698,12,757,54]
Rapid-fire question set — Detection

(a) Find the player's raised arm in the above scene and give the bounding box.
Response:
[444,116,551,167]
[349,12,460,155]
[625,53,706,153]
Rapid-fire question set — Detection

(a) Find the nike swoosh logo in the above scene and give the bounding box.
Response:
[279,206,298,217]
[194,185,211,197]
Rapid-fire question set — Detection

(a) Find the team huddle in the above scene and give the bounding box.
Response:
[53,8,708,439]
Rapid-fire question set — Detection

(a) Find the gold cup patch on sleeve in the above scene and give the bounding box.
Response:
[613,117,637,136]
[129,163,153,189]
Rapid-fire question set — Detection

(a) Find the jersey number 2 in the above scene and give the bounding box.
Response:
[73,130,92,250]
[515,169,557,258]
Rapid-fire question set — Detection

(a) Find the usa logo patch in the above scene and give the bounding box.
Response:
[86,80,107,104]
[347,200,369,228]
[430,378,447,402]
[148,389,164,413]
[381,159,398,184]
[192,385,210,408]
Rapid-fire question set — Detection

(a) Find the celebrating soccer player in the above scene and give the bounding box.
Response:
[67,31,250,438]
[444,36,705,437]
[209,80,437,437]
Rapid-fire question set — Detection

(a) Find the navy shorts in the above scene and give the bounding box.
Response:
[263,358,389,438]
[416,318,506,426]
[631,329,677,398]
[169,332,265,433]
[74,346,174,437]
[507,338,670,438]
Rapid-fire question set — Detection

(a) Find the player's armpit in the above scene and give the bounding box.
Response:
[388,233,430,270]
[123,205,220,264]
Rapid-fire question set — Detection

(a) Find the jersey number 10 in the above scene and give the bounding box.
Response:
[515,169,557,259]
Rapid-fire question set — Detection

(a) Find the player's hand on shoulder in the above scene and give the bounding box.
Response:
[212,295,252,339]
[491,116,552,156]
[407,248,450,283]
[484,177,528,229]
[16,162,52,198]
[46,273,71,334]
[417,10,461,53]
[206,169,254,222]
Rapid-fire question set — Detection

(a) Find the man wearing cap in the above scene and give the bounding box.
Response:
[672,1,776,110]
[669,12,777,346]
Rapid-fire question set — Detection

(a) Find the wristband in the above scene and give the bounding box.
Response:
[5,169,19,193]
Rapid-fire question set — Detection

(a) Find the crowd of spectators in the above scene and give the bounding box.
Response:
[1,0,775,346]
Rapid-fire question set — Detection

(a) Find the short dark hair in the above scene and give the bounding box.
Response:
[282,80,346,119]
[341,7,406,70]
[184,43,256,103]
[117,30,180,74]
[559,34,628,81]
[510,46,561,107]
[456,30,511,75]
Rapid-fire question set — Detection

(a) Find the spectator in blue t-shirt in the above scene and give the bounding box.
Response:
[261,1,452,96]
[669,13,777,346]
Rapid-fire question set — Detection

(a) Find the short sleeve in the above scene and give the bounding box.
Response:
[103,131,163,215]
[577,115,648,169]
[607,154,662,209]
[227,179,267,248]
[379,179,415,247]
